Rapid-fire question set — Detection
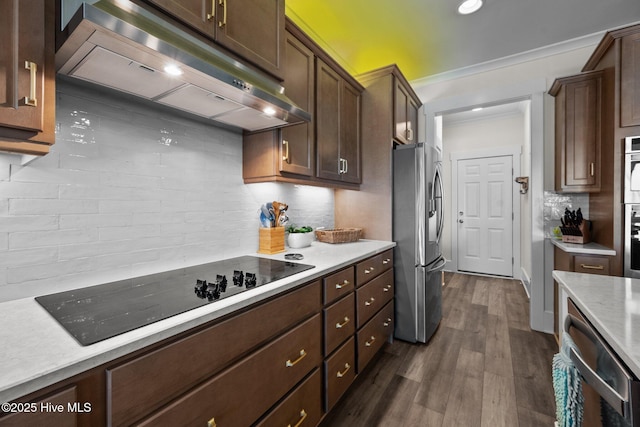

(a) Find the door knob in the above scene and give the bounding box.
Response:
[459,219,464,223]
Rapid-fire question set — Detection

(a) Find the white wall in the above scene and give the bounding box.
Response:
[413,44,597,332]
[0,80,334,302]
[441,112,525,264]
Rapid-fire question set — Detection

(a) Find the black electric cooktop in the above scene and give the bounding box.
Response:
[35,256,314,346]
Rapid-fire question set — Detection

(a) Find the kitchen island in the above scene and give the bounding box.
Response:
[553,270,640,378]
[0,239,395,419]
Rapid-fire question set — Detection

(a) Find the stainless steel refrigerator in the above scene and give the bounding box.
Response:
[393,142,445,343]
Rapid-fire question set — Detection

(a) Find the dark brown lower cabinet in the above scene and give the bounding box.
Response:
[0,386,78,427]
[255,369,323,427]
[324,337,356,411]
[357,301,394,371]
[138,314,322,426]
[0,251,395,427]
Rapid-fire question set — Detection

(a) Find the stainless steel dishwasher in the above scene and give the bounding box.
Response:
[564,300,640,426]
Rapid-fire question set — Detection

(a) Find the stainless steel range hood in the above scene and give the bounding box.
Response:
[56,1,310,131]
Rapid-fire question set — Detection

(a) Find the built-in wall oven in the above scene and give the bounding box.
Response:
[624,136,640,278]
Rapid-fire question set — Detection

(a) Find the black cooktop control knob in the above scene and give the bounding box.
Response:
[206,282,220,301]
[233,270,244,287]
[194,279,208,298]
[216,274,228,293]
[245,272,257,289]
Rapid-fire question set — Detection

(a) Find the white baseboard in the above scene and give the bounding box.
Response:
[520,267,531,299]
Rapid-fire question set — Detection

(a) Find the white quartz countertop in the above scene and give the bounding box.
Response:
[553,270,640,378]
[550,239,616,256]
[0,239,395,404]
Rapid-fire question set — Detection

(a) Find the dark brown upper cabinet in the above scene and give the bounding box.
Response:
[143,0,284,79]
[621,31,640,127]
[550,71,603,193]
[0,0,55,155]
[394,80,419,144]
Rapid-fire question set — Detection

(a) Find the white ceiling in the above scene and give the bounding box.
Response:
[287,0,640,81]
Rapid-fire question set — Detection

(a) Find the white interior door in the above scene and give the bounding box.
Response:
[457,155,513,276]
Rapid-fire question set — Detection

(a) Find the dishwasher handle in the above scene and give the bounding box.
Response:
[564,314,635,421]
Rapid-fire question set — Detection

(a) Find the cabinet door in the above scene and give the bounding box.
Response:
[394,81,409,143]
[316,59,342,182]
[0,386,78,426]
[0,0,55,154]
[407,95,419,143]
[339,81,361,184]
[144,0,216,37]
[621,32,640,127]
[215,0,284,78]
[558,75,602,192]
[280,32,314,176]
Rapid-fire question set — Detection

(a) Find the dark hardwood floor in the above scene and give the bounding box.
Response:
[320,272,558,427]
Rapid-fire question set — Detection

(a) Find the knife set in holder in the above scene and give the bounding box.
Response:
[560,208,591,244]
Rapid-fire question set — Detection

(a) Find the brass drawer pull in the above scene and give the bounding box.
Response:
[336,362,351,378]
[335,280,349,289]
[383,318,392,327]
[218,0,227,27]
[336,317,350,329]
[208,417,217,427]
[364,267,375,274]
[580,264,605,270]
[365,336,376,347]
[24,61,38,107]
[285,349,307,367]
[590,162,595,177]
[383,284,392,292]
[206,0,215,20]
[365,297,375,306]
[287,409,307,427]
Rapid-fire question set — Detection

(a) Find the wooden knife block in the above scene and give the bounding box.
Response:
[561,220,591,244]
[258,227,285,254]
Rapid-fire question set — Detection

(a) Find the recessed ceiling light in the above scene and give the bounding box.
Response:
[163,64,183,76]
[457,0,483,15]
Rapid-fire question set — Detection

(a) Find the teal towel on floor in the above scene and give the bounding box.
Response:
[553,334,584,427]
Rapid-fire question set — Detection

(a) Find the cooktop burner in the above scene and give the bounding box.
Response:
[35,256,314,346]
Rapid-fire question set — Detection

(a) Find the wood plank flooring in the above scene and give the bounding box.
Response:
[320,273,558,427]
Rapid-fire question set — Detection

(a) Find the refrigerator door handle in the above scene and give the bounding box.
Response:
[435,162,445,244]
[427,256,447,273]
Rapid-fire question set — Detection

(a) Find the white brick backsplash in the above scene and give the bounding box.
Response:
[59,213,132,229]
[0,79,334,302]
[9,199,100,215]
[9,228,98,250]
[0,182,58,199]
[0,215,58,233]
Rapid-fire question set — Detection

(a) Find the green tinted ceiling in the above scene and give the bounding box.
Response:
[285,0,444,81]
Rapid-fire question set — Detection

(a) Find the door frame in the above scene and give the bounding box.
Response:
[450,146,522,279]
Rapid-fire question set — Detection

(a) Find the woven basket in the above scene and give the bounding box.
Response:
[315,228,362,244]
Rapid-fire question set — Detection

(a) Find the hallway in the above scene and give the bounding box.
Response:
[320,273,558,426]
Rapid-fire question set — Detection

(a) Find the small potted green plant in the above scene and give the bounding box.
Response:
[286,225,314,248]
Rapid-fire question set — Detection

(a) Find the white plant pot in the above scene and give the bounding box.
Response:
[287,232,314,249]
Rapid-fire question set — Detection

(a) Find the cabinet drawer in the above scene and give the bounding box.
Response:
[139,314,322,427]
[323,267,355,304]
[357,301,394,372]
[356,250,393,287]
[574,255,610,275]
[356,269,394,327]
[325,337,356,411]
[255,369,322,427]
[107,280,321,425]
[324,293,356,356]
[0,386,77,427]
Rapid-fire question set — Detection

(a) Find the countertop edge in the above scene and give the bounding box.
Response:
[552,270,640,379]
[0,240,396,403]
[550,239,616,256]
